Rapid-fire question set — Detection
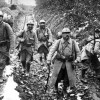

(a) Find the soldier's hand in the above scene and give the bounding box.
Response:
[20,38,24,42]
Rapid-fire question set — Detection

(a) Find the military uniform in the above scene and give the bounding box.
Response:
[17,29,38,72]
[0,21,14,80]
[47,38,80,88]
[81,36,100,79]
[36,27,53,63]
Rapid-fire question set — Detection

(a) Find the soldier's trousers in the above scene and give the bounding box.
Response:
[38,44,48,61]
[55,65,69,91]
[0,53,7,78]
[20,50,32,72]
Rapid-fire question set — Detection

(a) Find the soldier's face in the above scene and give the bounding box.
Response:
[0,16,3,23]
[40,23,45,29]
[62,32,70,40]
[27,24,34,30]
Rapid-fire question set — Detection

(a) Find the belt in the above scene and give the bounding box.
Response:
[56,56,74,62]
[56,58,66,62]
[24,43,33,47]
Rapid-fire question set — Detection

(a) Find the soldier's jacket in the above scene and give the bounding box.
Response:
[17,29,38,55]
[0,22,14,57]
[47,38,81,87]
[81,39,100,61]
[36,27,53,48]
[47,38,80,62]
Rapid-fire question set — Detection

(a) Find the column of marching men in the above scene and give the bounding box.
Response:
[0,10,100,96]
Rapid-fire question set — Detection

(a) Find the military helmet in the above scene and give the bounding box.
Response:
[39,19,45,23]
[62,28,70,33]
[0,11,3,17]
[27,20,34,25]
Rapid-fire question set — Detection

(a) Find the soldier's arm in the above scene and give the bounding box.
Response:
[74,41,81,61]
[47,40,60,61]
[48,28,53,43]
[17,30,24,37]
[5,23,15,50]
[16,30,24,42]
[34,32,38,51]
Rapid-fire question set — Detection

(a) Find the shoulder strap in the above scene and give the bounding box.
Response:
[3,22,9,40]
[36,28,39,38]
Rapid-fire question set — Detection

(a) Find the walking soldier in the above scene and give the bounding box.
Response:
[36,19,53,65]
[17,20,38,74]
[0,11,15,82]
[47,28,81,93]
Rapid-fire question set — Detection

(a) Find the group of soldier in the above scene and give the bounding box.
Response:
[0,10,100,95]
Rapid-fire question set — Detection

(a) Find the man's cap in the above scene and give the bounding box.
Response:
[27,20,34,25]
[62,28,70,33]
[39,19,45,23]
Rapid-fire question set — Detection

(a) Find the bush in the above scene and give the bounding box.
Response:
[0,0,7,8]
[9,4,17,10]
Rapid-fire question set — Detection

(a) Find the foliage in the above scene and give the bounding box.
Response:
[0,0,8,8]
[34,0,100,41]
[9,4,17,10]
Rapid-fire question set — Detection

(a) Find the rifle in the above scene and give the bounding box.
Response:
[45,64,50,93]
[22,16,26,30]
[93,27,96,53]
[17,16,26,51]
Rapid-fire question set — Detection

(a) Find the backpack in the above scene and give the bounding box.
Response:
[72,39,77,60]
[57,39,77,60]
[3,22,10,50]
[36,28,49,41]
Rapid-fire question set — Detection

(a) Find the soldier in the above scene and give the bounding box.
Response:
[0,11,14,82]
[17,20,38,75]
[81,33,100,80]
[47,28,81,93]
[3,14,13,28]
[36,19,53,65]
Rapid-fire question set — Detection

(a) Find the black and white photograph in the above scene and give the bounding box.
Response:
[0,0,100,100]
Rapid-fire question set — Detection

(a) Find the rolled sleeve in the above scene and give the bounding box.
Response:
[6,23,15,50]
[48,28,53,43]
[34,32,38,50]
[47,40,60,61]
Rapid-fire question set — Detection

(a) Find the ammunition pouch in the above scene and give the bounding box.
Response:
[56,54,74,62]
[24,43,33,47]
[39,37,48,42]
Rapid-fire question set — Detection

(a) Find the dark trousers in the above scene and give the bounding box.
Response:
[0,53,7,78]
[55,65,69,91]
[20,50,32,72]
[38,44,48,61]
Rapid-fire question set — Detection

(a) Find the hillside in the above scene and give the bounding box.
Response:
[34,0,100,39]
